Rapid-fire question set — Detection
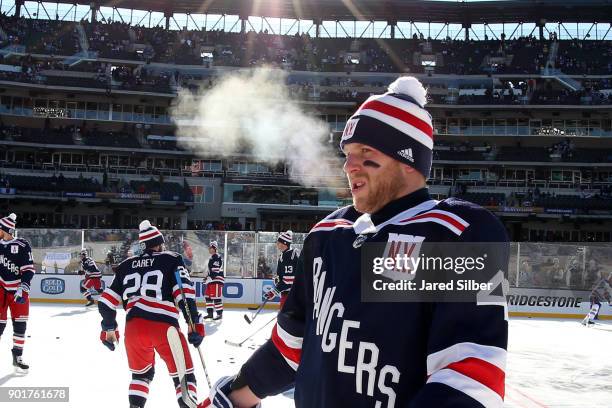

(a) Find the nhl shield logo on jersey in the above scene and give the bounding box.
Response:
[352,234,367,248]
[380,233,425,281]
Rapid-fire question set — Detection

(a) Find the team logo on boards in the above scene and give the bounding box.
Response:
[41,278,66,295]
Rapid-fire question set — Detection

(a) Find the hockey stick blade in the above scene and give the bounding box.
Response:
[225,339,242,347]
[167,326,198,408]
[225,315,277,348]
[243,314,252,324]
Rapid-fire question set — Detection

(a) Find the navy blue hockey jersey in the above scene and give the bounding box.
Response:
[240,188,509,408]
[81,256,101,279]
[275,248,299,293]
[207,253,224,284]
[0,238,35,292]
[98,250,198,329]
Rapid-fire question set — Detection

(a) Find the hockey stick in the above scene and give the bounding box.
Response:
[167,326,197,408]
[244,299,268,324]
[175,270,212,389]
[225,315,277,347]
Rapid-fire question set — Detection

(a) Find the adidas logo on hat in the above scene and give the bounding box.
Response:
[397,148,414,162]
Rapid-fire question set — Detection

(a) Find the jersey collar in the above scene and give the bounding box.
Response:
[353,188,437,235]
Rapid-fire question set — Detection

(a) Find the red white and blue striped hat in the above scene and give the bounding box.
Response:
[139,220,165,248]
[277,230,293,246]
[340,76,434,178]
[0,213,16,235]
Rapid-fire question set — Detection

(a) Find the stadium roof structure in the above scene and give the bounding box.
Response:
[71,0,612,23]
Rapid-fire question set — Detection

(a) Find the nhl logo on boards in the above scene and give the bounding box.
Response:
[353,234,367,248]
[397,148,414,162]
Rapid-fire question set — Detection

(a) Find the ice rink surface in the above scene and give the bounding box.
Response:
[0,304,610,408]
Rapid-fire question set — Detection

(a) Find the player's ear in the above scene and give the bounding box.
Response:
[399,163,418,176]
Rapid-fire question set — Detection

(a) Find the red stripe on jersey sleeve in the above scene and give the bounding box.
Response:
[271,325,301,367]
[101,291,120,307]
[446,357,505,399]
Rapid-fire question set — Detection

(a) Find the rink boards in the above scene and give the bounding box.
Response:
[27,274,611,319]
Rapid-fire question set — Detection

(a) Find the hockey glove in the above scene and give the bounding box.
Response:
[203,376,261,408]
[100,323,120,351]
[263,287,280,301]
[78,269,85,275]
[188,314,206,348]
[14,283,29,304]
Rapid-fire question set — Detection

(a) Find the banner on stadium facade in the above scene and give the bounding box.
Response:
[95,192,161,200]
[41,253,72,274]
[221,203,259,218]
[544,208,575,214]
[65,192,95,198]
[500,206,544,214]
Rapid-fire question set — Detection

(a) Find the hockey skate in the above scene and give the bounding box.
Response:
[213,313,223,321]
[85,299,96,307]
[13,354,29,374]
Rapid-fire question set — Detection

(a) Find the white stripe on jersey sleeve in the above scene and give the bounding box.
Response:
[427,368,504,408]
[427,342,507,375]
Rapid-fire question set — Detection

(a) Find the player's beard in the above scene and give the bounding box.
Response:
[352,162,406,214]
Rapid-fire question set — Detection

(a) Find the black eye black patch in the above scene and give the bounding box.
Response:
[363,160,381,168]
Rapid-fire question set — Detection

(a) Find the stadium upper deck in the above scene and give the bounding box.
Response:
[39,0,612,24]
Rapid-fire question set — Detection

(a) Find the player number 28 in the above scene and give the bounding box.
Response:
[123,270,163,300]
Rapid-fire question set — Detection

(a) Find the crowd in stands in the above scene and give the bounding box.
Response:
[557,39,612,75]
[0,122,147,148]
[450,183,612,212]
[431,139,612,163]
[0,53,175,93]
[0,14,80,55]
[0,169,193,201]
[1,14,610,105]
[0,13,610,76]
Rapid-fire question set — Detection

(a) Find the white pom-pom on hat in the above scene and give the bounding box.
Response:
[8,213,16,221]
[139,220,152,231]
[387,76,427,107]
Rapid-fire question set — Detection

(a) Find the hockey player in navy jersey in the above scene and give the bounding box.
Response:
[204,241,224,321]
[204,76,510,408]
[0,213,35,373]
[264,231,299,308]
[98,220,206,408]
[79,249,102,307]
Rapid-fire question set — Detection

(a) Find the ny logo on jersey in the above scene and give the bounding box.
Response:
[381,233,425,282]
[10,245,18,254]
